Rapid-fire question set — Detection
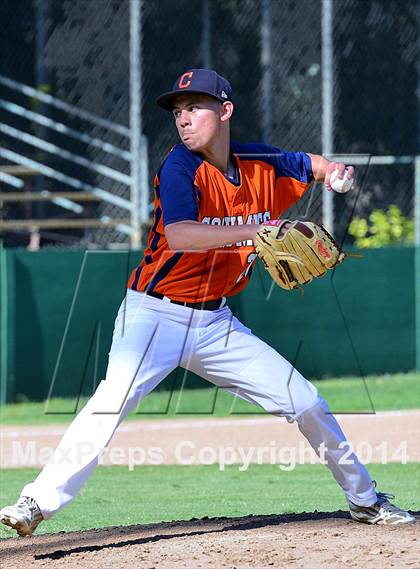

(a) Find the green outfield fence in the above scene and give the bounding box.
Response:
[0,246,417,404]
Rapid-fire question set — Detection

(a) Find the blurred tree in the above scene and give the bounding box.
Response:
[349,205,414,247]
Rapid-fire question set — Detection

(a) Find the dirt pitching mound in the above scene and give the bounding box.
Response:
[1,511,419,569]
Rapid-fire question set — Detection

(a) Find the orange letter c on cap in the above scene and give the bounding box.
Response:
[178,72,193,89]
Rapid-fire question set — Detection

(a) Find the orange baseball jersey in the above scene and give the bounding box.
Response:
[127,142,314,302]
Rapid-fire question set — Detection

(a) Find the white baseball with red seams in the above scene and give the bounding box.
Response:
[330,168,354,193]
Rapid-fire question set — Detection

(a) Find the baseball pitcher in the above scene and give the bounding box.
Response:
[1,69,415,536]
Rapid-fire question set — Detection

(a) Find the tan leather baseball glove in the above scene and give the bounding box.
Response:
[255,219,346,290]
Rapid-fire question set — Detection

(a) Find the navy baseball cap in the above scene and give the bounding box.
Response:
[156,69,233,111]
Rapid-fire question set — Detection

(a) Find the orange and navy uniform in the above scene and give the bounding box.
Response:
[127,142,314,302]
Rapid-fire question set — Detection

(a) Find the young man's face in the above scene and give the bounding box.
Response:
[172,94,224,152]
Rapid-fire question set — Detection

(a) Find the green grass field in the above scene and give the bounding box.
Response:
[1,372,419,425]
[0,463,418,539]
[1,373,418,539]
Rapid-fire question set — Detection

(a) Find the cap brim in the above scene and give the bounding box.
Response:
[156,89,225,111]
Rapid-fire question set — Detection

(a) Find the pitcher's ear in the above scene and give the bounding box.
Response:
[220,101,234,122]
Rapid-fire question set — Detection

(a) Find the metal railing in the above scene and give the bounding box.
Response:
[0,0,149,248]
[0,74,139,240]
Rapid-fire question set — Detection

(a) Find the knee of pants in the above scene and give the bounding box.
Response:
[254,387,320,422]
[237,346,320,421]
[84,379,137,416]
[284,371,320,420]
[87,350,150,415]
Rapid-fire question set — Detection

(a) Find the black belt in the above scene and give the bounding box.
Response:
[145,290,225,311]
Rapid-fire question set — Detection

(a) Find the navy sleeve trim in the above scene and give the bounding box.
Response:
[158,145,202,226]
[231,142,314,183]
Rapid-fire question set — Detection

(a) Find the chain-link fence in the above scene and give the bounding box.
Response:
[0,0,418,248]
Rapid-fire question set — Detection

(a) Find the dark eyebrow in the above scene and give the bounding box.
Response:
[172,99,202,111]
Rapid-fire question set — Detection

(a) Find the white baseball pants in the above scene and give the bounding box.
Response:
[22,289,377,517]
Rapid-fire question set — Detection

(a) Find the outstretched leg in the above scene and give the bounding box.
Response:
[188,309,415,523]
[0,292,193,534]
